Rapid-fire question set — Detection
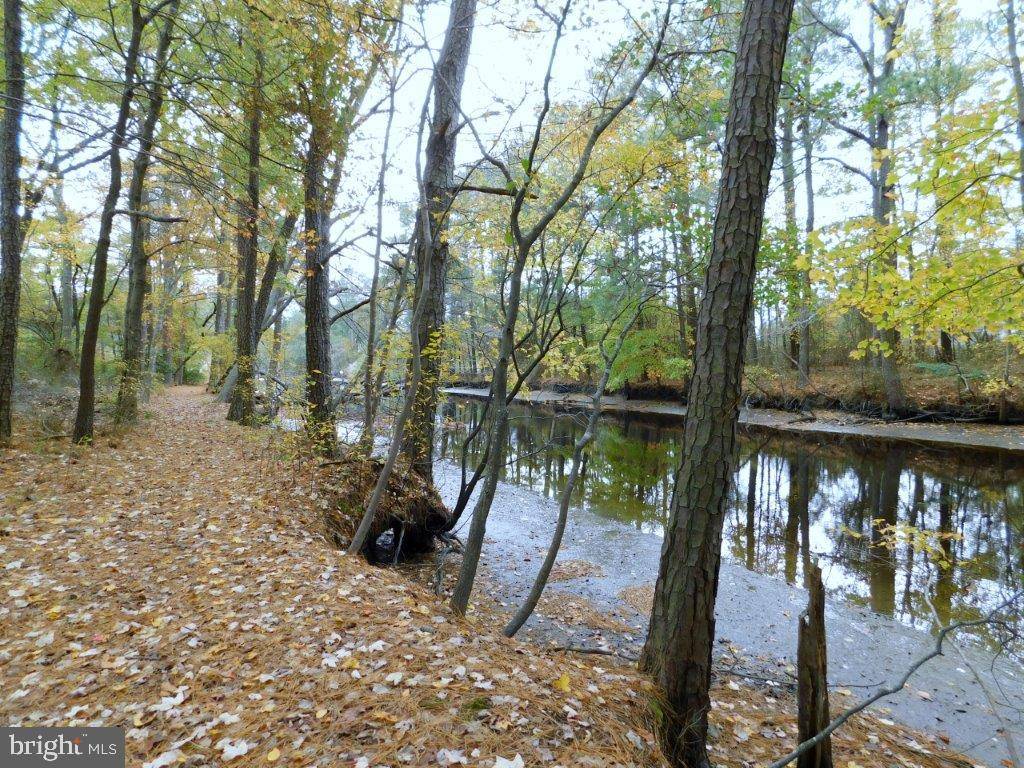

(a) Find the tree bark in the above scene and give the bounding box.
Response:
[227,43,264,426]
[639,0,795,765]
[780,98,804,378]
[0,0,26,444]
[73,0,145,444]
[871,2,907,412]
[401,0,477,481]
[302,114,335,449]
[797,563,833,768]
[114,0,180,424]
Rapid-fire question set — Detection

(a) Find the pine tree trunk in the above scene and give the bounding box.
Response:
[402,0,477,481]
[639,0,795,764]
[73,0,145,444]
[0,0,26,445]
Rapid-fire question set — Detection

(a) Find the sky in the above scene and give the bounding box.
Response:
[329,0,1012,288]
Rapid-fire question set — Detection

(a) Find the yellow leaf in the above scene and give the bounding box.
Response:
[553,672,571,693]
[315,709,327,719]
[266,748,281,762]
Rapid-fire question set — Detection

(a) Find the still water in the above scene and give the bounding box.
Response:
[438,398,1024,639]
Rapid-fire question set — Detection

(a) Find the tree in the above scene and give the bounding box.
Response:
[113,0,181,424]
[400,0,477,481]
[811,0,909,410]
[296,0,395,451]
[449,0,673,615]
[0,0,27,445]
[639,1,795,767]
[1006,0,1024,226]
[72,0,149,444]
[226,28,263,426]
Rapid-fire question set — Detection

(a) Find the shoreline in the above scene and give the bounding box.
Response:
[433,459,1024,767]
[443,386,1024,458]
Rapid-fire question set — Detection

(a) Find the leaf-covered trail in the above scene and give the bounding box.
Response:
[0,387,976,768]
[0,387,662,767]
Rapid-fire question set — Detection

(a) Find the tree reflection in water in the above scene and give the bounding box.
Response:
[439,398,1024,648]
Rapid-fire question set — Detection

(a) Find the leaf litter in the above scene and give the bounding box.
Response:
[0,387,978,768]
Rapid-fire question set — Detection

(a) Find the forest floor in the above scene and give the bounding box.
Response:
[0,387,988,768]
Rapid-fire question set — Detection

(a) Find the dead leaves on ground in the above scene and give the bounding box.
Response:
[0,388,980,768]
[0,388,661,768]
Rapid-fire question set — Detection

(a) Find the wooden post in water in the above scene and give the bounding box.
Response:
[797,562,833,768]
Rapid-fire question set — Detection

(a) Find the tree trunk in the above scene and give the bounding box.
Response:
[797,563,833,768]
[639,0,794,764]
[362,73,397,445]
[267,312,283,416]
[227,44,263,426]
[209,267,229,389]
[54,177,77,356]
[673,193,692,361]
[780,99,803,377]
[503,309,639,637]
[745,453,758,570]
[0,0,26,444]
[73,0,145,444]
[114,0,179,424]
[799,63,814,381]
[871,2,907,412]
[401,0,477,481]
[938,330,954,363]
[255,211,297,347]
[302,116,335,449]
[216,211,297,403]
[1007,0,1024,219]
[930,0,956,364]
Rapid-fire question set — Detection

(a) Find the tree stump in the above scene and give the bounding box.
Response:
[797,562,833,768]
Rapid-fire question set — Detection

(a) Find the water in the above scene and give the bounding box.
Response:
[438,397,1024,642]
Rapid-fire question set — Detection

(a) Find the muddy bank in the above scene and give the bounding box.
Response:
[443,386,1024,458]
[431,459,1023,767]
[448,373,1024,424]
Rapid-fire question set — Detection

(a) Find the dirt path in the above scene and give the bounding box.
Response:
[0,388,662,767]
[444,387,1024,457]
[0,388,981,768]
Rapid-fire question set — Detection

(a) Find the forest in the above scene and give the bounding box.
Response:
[1,0,1023,766]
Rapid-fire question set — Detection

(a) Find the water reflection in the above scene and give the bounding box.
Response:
[439,398,1024,641]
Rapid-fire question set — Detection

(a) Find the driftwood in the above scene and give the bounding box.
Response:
[318,454,451,563]
[797,563,833,768]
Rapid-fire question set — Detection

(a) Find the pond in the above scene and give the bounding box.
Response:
[438,397,1024,643]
